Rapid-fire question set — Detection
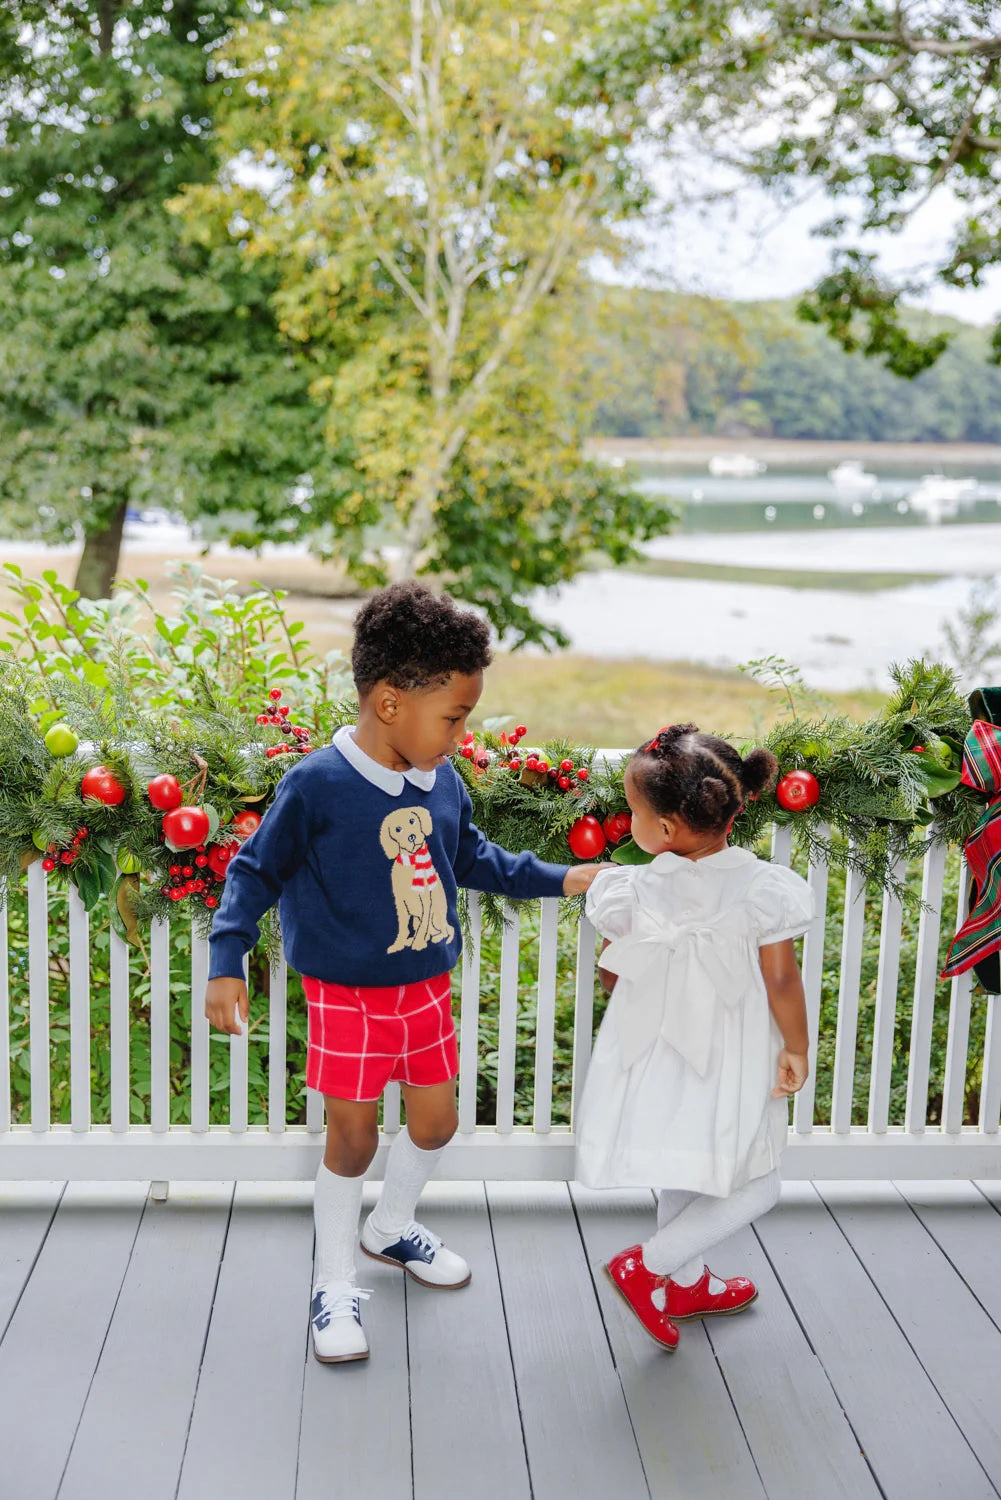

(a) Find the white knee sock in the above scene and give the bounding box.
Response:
[366,1127,443,1242]
[313,1162,365,1287]
[642,1169,781,1279]
[657,1187,698,1230]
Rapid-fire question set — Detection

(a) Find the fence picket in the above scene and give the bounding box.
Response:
[943,861,973,1135]
[981,996,1001,1135]
[228,956,249,1133]
[571,912,597,1125]
[190,934,209,1132]
[68,885,91,1134]
[0,881,8,1130]
[533,898,559,1134]
[457,893,482,1134]
[905,839,947,1133]
[28,861,50,1133]
[268,953,287,1134]
[793,828,830,1135]
[495,904,521,1133]
[831,853,866,1134]
[149,918,170,1134]
[867,859,905,1135]
[109,929,130,1133]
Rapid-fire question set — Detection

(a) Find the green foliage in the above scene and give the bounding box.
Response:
[0,0,332,591]
[693,2,1001,370]
[583,285,1001,441]
[173,0,695,642]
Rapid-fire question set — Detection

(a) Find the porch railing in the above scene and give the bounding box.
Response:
[2,824,1000,1182]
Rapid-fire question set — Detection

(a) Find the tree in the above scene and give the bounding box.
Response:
[176,0,737,637]
[0,1,334,598]
[702,2,1001,374]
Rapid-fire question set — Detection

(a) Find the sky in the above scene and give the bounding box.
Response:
[627,161,1001,328]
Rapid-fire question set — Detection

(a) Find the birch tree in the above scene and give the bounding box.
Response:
[178,0,726,621]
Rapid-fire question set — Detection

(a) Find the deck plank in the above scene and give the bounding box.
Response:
[705,1220,879,1499]
[898,1180,1001,1330]
[487,1181,649,1500]
[177,1183,313,1500]
[757,1181,995,1498]
[58,1184,234,1500]
[0,1181,62,1337]
[0,1182,146,1500]
[819,1179,1001,1489]
[296,1185,412,1500]
[571,1185,767,1500]
[406,1182,531,1500]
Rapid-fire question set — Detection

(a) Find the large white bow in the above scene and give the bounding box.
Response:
[600,909,753,1076]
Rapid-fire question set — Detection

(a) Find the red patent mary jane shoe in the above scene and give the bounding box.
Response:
[605,1245,680,1351]
[665,1266,758,1321]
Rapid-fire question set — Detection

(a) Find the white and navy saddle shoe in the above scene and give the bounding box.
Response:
[360,1218,471,1289]
[310,1281,371,1363]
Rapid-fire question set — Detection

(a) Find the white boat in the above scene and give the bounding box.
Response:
[708,453,767,478]
[828,459,880,496]
[907,474,977,523]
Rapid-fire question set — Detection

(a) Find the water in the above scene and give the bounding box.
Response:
[529,456,1001,691]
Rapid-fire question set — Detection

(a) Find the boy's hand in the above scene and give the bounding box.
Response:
[563,864,604,896]
[205,977,249,1036]
[772,1049,809,1097]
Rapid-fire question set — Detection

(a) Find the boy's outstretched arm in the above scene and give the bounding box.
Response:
[760,939,810,1097]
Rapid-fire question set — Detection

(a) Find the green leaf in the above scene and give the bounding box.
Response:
[610,837,653,865]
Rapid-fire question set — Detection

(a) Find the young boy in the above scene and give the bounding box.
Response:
[205,581,598,1363]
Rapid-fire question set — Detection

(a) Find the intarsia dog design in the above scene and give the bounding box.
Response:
[379,807,455,954]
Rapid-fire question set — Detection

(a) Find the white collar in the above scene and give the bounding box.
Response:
[333,725,437,796]
[648,846,757,875]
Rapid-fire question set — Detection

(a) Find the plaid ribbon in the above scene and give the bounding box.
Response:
[941,719,1001,978]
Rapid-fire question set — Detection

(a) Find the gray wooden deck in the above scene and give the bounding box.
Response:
[3,1179,1001,1500]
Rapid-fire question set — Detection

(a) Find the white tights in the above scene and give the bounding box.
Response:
[642,1168,781,1284]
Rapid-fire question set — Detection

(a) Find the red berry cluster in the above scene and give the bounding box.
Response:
[160,844,228,908]
[458,722,591,795]
[254,687,313,759]
[40,826,89,873]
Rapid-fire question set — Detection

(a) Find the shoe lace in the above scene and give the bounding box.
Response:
[401,1221,442,1257]
[312,1284,372,1328]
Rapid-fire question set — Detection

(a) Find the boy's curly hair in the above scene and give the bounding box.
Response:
[630,723,777,834]
[352,581,492,695]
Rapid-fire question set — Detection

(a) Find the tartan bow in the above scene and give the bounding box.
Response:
[941,719,1001,978]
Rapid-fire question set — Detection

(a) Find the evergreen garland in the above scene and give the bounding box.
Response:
[0,571,986,941]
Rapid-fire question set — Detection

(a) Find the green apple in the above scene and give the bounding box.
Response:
[31,829,51,851]
[116,849,141,874]
[44,722,79,757]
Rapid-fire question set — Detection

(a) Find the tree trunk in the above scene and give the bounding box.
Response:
[73,498,128,599]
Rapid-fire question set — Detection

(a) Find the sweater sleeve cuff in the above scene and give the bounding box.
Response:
[539,861,570,896]
[208,937,248,981]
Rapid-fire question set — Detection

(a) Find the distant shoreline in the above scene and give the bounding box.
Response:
[588,435,1001,467]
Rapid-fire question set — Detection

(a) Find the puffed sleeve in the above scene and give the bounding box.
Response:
[585,866,638,940]
[748,863,816,946]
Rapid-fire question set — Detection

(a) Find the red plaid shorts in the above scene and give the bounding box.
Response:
[303,971,458,1101]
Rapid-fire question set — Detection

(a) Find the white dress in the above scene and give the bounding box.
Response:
[575,847,815,1198]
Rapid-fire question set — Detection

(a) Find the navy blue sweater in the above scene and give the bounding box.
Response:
[208,740,569,985]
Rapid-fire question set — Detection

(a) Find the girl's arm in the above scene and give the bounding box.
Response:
[597,937,617,994]
[759,939,809,1097]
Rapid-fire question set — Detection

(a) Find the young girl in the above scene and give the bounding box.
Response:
[205,582,598,1364]
[576,724,814,1351]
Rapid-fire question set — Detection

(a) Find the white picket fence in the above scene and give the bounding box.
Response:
[2,824,1001,1182]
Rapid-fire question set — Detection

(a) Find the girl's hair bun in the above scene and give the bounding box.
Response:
[740,747,778,798]
[694,775,730,824]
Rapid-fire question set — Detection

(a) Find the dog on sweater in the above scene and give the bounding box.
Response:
[379,807,454,953]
